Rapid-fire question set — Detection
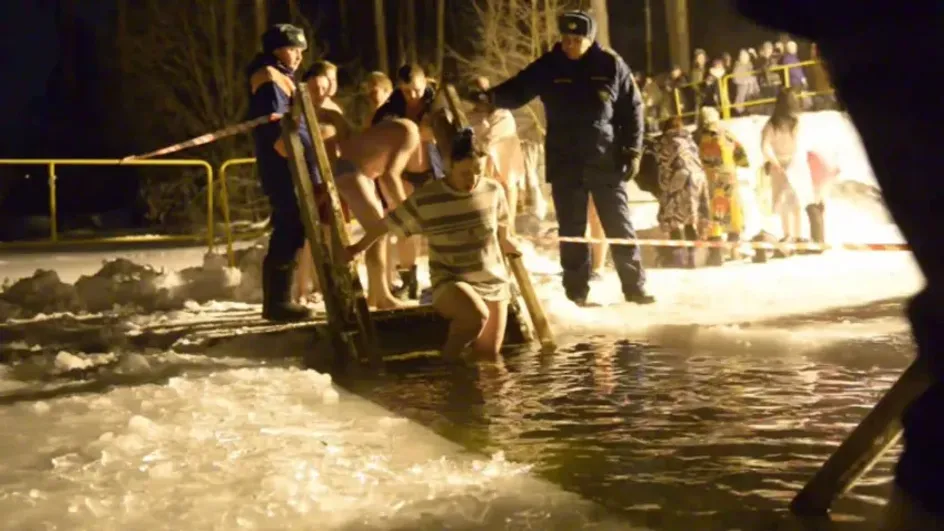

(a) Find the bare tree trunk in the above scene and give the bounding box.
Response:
[665,0,691,72]
[117,0,128,71]
[544,0,556,50]
[435,0,445,77]
[395,0,406,66]
[589,0,610,48]
[644,0,653,74]
[60,0,76,92]
[530,0,540,58]
[254,0,266,41]
[374,0,389,74]
[339,0,348,51]
[405,0,418,64]
[288,0,298,21]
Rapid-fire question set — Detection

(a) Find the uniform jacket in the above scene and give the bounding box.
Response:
[245,53,321,202]
[488,42,644,183]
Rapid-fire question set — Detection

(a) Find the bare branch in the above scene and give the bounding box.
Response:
[115,1,320,230]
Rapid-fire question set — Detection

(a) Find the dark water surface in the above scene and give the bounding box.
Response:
[342,329,914,531]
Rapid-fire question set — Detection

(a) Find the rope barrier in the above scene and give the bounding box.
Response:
[530,235,909,252]
[120,114,281,162]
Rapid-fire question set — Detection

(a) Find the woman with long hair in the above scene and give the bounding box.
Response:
[760,87,815,249]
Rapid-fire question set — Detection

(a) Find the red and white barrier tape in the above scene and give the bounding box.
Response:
[539,235,909,252]
[120,113,281,162]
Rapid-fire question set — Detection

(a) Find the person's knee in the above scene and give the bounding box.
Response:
[455,302,489,336]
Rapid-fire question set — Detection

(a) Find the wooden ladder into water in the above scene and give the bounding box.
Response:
[278,83,551,366]
[790,358,932,518]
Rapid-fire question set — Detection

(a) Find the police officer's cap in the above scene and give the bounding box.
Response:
[559,11,596,40]
[262,24,308,54]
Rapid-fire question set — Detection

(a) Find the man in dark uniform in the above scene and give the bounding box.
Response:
[735,2,944,526]
[246,24,319,322]
[477,11,654,306]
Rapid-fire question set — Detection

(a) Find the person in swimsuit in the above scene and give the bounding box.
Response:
[371,64,447,299]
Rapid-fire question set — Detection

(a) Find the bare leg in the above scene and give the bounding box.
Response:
[335,171,404,309]
[294,245,311,302]
[588,197,608,274]
[382,179,418,269]
[431,282,490,361]
[386,236,399,284]
[790,204,803,240]
[376,121,421,206]
[470,299,509,360]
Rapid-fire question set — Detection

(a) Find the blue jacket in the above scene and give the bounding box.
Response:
[488,42,644,182]
[245,53,321,203]
[371,86,445,180]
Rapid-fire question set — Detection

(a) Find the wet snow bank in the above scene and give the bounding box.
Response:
[0,246,267,321]
[522,242,923,359]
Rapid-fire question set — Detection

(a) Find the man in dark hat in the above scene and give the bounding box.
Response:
[245,23,318,322]
[735,1,944,526]
[475,10,654,306]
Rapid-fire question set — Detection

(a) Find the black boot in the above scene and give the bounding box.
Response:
[625,287,656,305]
[706,236,724,267]
[398,265,419,300]
[685,247,697,269]
[807,203,826,253]
[262,259,313,322]
[752,231,776,263]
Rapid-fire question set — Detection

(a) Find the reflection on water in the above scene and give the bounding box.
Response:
[344,334,912,530]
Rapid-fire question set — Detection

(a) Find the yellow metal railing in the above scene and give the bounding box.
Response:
[0,159,221,252]
[669,60,836,121]
[217,157,264,266]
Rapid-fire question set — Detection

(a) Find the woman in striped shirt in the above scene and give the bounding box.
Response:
[345,129,522,361]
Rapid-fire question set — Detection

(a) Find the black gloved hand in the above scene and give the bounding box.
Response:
[624,148,642,182]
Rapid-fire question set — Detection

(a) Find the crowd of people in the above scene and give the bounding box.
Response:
[635,85,836,270]
[635,37,837,130]
[246,17,840,356]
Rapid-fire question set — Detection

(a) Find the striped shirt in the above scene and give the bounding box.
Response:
[385,178,511,302]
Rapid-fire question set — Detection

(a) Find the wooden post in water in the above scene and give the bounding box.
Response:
[440,84,556,352]
[280,88,379,367]
[791,359,932,515]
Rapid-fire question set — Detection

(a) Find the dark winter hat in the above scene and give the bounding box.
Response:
[558,11,596,40]
[262,24,308,54]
